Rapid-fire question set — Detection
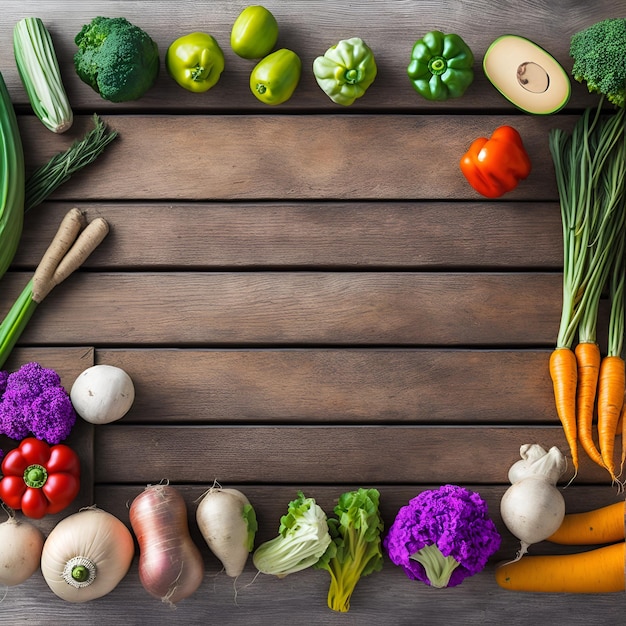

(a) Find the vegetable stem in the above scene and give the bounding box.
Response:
[410,543,460,588]
[23,464,47,488]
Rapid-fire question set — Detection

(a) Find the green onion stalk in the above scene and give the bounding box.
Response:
[0,278,36,369]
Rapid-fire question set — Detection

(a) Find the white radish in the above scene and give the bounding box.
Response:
[0,507,44,586]
[500,444,566,561]
[196,485,258,578]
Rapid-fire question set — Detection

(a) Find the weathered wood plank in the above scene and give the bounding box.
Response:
[93,425,610,484]
[15,201,563,270]
[95,348,557,425]
[20,114,569,201]
[1,0,615,111]
[2,272,565,346]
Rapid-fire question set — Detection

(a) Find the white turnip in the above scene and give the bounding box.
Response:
[500,444,566,561]
[0,507,44,586]
[196,485,257,578]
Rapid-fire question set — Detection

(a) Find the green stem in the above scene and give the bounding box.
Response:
[551,101,626,350]
[23,463,47,488]
[71,565,91,583]
[0,278,38,369]
[344,68,360,84]
[428,56,447,76]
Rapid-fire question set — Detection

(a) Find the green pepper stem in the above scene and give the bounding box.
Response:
[23,464,47,488]
[190,49,212,82]
[428,56,447,76]
[344,68,361,85]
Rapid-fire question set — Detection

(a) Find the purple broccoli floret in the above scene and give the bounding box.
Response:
[383,484,501,588]
[0,362,76,445]
[0,370,8,395]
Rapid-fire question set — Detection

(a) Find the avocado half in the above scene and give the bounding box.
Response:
[483,35,570,114]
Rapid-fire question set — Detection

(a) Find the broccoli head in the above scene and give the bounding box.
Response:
[74,16,159,102]
[570,18,626,108]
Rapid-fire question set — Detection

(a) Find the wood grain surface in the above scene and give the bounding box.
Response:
[1,1,626,624]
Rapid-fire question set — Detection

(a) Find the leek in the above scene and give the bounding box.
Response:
[0,70,26,281]
[13,17,73,134]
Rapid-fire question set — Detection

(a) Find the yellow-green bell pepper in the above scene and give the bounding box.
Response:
[407,30,474,101]
[166,32,225,93]
[313,37,377,106]
[231,5,279,59]
[250,48,301,105]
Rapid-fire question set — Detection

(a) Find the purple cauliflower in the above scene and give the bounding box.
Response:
[383,484,501,588]
[0,362,77,445]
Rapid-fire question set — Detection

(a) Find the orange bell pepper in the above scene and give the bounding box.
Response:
[460,126,531,198]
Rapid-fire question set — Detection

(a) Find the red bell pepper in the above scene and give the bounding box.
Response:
[0,437,80,519]
[460,125,532,198]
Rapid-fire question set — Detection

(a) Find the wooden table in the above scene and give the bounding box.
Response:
[1,1,625,623]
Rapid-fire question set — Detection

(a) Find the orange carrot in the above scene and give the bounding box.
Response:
[495,542,625,593]
[574,342,604,471]
[597,355,625,483]
[549,347,579,475]
[547,501,624,545]
[620,390,626,475]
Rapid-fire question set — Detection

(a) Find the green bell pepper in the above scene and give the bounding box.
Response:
[231,5,279,59]
[250,48,301,105]
[313,37,377,106]
[407,30,474,101]
[166,32,225,93]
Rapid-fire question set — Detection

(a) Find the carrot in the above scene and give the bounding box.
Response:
[620,390,626,475]
[597,355,625,483]
[574,341,604,470]
[547,501,624,545]
[549,103,626,479]
[549,347,579,475]
[495,542,625,593]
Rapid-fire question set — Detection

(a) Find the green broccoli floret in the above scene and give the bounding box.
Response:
[74,16,159,102]
[570,17,626,108]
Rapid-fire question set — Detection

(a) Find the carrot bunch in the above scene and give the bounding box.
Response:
[548,101,626,483]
